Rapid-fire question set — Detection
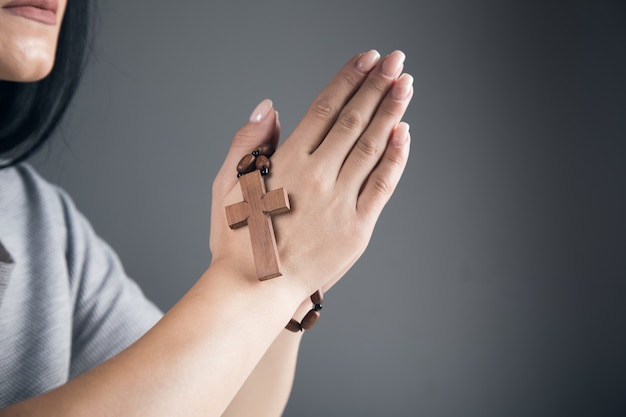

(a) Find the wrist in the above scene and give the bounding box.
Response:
[204,257,309,316]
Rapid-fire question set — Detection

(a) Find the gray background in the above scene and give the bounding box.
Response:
[32,1,625,416]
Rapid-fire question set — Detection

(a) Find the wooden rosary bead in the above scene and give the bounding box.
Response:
[255,155,271,172]
[237,154,256,174]
[300,309,321,330]
[256,143,275,157]
[311,289,324,305]
[286,319,302,332]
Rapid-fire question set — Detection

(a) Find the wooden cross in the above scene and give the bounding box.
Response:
[225,170,290,280]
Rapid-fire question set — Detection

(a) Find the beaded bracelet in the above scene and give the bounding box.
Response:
[233,144,323,332]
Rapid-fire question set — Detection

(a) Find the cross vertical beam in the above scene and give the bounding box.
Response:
[225,170,290,280]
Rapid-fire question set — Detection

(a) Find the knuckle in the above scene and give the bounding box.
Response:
[367,75,389,95]
[378,103,400,122]
[384,147,406,166]
[371,175,393,196]
[312,96,336,121]
[340,69,360,89]
[305,166,327,193]
[233,125,264,147]
[234,129,256,143]
[338,109,363,131]
[356,134,380,158]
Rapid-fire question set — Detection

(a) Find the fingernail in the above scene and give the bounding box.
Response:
[249,99,273,122]
[381,50,406,78]
[356,49,380,73]
[392,74,414,100]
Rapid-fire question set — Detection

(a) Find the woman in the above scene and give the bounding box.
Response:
[0,0,412,415]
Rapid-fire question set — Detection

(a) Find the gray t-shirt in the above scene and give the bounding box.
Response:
[0,164,162,408]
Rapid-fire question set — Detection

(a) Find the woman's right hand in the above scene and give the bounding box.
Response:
[210,49,413,301]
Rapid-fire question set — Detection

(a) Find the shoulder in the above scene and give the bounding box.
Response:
[0,164,71,257]
[0,163,62,198]
[0,163,72,227]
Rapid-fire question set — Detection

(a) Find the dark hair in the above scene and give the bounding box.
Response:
[0,1,93,168]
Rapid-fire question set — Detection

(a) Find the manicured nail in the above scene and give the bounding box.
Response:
[392,74,414,100]
[356,49,380,73]
[249,99,273,122]
[381,50,406,78]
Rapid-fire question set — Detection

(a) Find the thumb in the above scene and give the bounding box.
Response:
[230,98,278,156]
[215,99,280,189]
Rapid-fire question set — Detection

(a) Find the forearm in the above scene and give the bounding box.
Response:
[222,329,302,417]
[222,294,319,416]
[1,261,306,417]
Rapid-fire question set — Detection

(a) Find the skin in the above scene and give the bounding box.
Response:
[0,0,67,81]
[0,2,413,416]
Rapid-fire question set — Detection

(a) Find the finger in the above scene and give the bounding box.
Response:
[338,73,413,187]
[314,51,406,165]
[281,50,381,154]
[355,122,410,220]
[214,99,278,193]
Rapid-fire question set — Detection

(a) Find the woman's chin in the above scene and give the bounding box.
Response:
[0,61,54,82]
